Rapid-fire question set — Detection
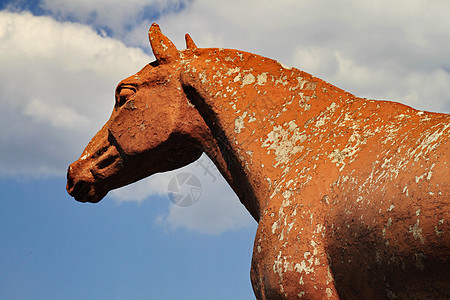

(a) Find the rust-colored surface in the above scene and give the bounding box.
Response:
[67,24,449,299]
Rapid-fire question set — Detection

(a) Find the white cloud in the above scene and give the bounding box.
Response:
[1,0,449,233]
[39,0,189,47]
[24,98,90,129]
[160,185,254,235]
[155,0,450,112]
[0,11,150,176]
[293,47,450,112]
[110,154,255,235]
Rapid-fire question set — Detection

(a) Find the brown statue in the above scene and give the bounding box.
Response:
[67,24,449,299]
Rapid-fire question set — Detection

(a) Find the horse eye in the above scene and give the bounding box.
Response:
[117,86,136,107]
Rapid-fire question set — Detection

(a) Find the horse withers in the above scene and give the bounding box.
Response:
[67,24,449,299]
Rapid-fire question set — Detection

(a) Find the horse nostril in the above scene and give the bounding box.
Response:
[97,155,117,170]
[92,146,109,159]
[67,166,76,193]
[67,177,74,193]
[66,175,82,197]
[66,166,85,197]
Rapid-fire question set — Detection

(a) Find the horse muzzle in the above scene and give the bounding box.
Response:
[66,174,107,203]
[66,142,123,203]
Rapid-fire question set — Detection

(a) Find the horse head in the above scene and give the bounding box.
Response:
[67,24,211,203]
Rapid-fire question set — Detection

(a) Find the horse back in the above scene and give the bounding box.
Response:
[321,100,449,298]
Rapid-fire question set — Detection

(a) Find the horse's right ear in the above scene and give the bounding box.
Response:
[148,23,179,62]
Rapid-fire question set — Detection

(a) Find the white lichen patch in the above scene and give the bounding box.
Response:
[160,41,168,51]
[272,217,281,234]
[273,251,295,284]
[402,185,409,196]
[409,123,450,161]
[262,121,307,167]
[234,111,248,133]
[326,266,334,285]
[326,288,333,298]
[294,243,320,281]
[275,74,289,86]
[280,62,292,70]
[327,131,369,170]
[415,173,426,183]
[328,149,347,165]
[295,259,315,275]
[257,72,268,85]
[289,77,307,91]
[427,163,435,180]
[242,73,256,86]
[199,71,208,84]
[435,219,444,236]
[226,67,240,76]
[409,219,425,244]
[315,116,329,127]
[273,251,284,279]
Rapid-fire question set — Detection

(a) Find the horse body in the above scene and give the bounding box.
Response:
[67,24,449,299]
[182,46,449,299]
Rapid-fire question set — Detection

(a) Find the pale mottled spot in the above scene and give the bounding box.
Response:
[234,111,248,133]
[409,219,425,243]
[242,73,256,86]
[387,204,395,212]
[262,121,307,167]
[257,72,268,85]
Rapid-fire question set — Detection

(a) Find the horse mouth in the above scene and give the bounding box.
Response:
[67,177,108,203]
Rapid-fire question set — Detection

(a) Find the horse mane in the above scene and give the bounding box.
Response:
[181,46,357,115]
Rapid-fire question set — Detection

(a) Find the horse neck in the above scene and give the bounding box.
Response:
[181,48,354,220]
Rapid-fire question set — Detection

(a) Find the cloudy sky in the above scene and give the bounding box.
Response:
[1,0,449,299]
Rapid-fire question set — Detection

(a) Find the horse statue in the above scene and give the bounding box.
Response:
[67,24,449,299]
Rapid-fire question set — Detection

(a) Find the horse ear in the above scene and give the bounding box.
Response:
[148,23,179,62]
[185,33,198,50]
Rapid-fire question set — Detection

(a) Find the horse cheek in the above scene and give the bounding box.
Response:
[108,110,146,156]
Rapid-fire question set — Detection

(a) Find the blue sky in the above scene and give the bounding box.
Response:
[0,0,449,299]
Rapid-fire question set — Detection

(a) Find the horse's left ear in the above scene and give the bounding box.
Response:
[148,23,179,62]
[185,33,197,50]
